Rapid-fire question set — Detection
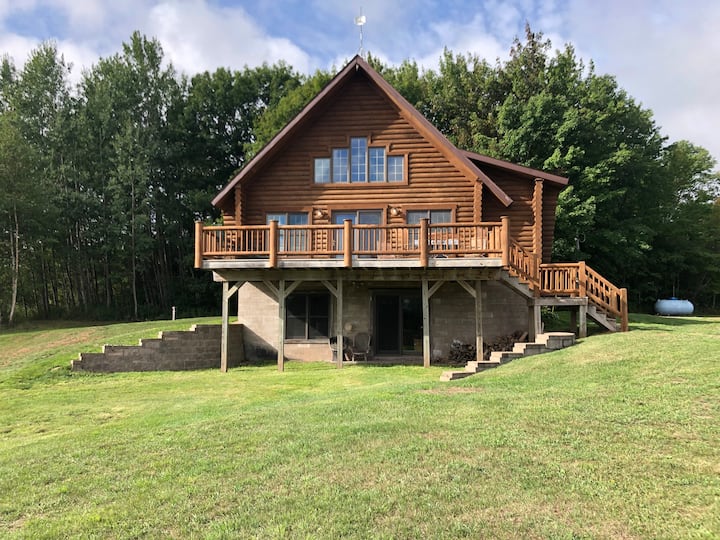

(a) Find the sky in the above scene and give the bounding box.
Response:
[1,0,718,166]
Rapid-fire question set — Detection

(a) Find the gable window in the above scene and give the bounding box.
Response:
[286,293,330,339]
[387,155,404,182]
[314,137,405,184]
[332,148,349,183]
[350,137,367,182]
[369,147,385,182]
[314,158,330,183]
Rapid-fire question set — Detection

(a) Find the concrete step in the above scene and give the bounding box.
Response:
[536,332,575,350]
[489,351,524,364]
[512,342,548,356]
[441,330,577,382]
[465,359,502,372]
[440,370,476,381]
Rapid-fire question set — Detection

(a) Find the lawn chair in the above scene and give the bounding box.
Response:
[349,332,372,361]
[328,336,351,362]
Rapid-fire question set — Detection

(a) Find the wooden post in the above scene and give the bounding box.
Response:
[422,278,430,367]
[620,288,629,332]
[475,281,484,362]
[532,179,543,259]
[269,220,278,268]
[501,215,510,267]
[419,218,429,268]
[531,302,542,341]
[194,221,203,269]
[278,280,285,372]
[336,278,344,368]
[221,281,229,372]
[578,261,587,297]
[343,219,352,268]
[579,303,588,338]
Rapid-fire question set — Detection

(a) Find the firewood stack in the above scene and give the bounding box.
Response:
[448,331,528,362]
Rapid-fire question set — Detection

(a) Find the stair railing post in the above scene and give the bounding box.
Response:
[500,216,510,267]
[194,221,203,269]
[620,287,629,332]
[578,261,587,297]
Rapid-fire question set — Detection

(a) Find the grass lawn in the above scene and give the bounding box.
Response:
[1,315,718,539]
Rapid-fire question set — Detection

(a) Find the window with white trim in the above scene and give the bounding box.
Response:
[314,137,404,184]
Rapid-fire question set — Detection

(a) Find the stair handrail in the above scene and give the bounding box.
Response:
[582,264,629,331]
[505,238,540,293]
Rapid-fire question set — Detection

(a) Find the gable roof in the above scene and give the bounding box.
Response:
[212,55,565,208]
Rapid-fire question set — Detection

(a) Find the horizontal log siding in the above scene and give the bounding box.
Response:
[481,165,535,253]
[542,185,561,262]
[242,73,474,225]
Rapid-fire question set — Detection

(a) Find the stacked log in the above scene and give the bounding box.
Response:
[448,331,528,362]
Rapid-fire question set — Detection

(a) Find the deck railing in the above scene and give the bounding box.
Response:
[539,261,628,331]
[194,217,628,331]
[195,220,505,268]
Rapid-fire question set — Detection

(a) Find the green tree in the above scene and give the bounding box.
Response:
[0,112,42,324]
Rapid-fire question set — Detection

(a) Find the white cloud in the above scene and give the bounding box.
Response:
[147,0,312,75]
[0,0,717,166]
[561,0,720,164]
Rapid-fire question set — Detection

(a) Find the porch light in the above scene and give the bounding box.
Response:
[389,206,403,217]
[313,208,328,219]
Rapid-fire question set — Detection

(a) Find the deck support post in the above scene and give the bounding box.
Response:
[220,280,243,372]
[422,278,430,367]
[475,280,484,362]
[579,303,588,338]
[529,302,542,341]
[278,279,285,372]
[336,278,344,368]
[221,281,230,372]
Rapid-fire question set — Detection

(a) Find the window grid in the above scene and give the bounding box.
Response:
[387,155,404,182]
[314,158,330,183]
[369,147,385,182]
[286,293,330,339]
[332,148,348,183]
[314,138,404,184]
[350,137,367,182]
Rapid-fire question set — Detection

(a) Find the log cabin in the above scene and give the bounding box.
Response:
[194,55,628,372]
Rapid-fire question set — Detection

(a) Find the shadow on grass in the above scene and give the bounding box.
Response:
[628,314,720,332]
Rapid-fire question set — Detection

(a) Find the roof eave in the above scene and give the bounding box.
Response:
[461,150,569,186]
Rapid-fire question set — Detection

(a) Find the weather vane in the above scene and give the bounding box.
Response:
[354,8,366,57]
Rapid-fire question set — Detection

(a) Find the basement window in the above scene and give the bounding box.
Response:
[286,293,330,339]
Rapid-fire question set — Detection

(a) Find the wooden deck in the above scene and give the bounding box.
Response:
[195,217,628,332]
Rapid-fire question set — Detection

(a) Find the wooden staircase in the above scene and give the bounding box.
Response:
[502,238,629,333]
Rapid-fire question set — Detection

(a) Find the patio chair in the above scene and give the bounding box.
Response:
[349,332,372,361]
[328,336,351,362]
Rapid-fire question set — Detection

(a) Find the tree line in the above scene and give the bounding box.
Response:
[0,27,718,324]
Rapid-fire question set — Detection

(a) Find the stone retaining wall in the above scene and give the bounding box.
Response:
[71,324,244,372]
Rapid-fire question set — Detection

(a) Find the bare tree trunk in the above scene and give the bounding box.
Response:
[8,204,19,324]
[131,176,138,320]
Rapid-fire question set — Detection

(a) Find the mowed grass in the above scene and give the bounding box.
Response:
[0,316,718,539]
